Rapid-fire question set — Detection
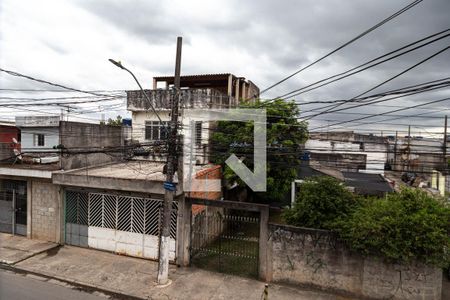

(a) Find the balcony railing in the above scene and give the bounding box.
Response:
[127,88,236,111]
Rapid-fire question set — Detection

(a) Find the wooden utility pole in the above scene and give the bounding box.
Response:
[444,115,448,159]
[393,131,398,171]
[407,125,411,171]
[157,36,182,285]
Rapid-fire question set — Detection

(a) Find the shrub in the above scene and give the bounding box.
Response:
[334,188,450,267]
[282,176,359,229]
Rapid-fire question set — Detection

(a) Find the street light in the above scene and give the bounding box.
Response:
[108,59,163,124]
[109,55,181,285]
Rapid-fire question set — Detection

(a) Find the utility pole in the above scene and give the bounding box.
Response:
[157,36,182,285]
[444,115,448,160]
[407,125,411,171]
[393,131,398,171]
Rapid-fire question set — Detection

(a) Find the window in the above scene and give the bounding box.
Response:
[195,121,202,146]
[34,134,45,146]
[145,121,168,140]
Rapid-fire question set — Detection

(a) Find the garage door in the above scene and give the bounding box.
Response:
[65,190,177,261]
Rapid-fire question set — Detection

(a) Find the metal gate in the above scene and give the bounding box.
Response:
[0,179,27,235]
[190,207,260,278]
[65,190,178,261]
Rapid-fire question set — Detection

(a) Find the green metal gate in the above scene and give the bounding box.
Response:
[190,207,260,278]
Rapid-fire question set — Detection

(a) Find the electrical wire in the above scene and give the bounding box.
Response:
[259,0,423,95]
[304,45,450,120]
[274,29,450,101]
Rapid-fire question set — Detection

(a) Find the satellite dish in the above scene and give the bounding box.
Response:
[12,138,18,144]
[11,148,22,164]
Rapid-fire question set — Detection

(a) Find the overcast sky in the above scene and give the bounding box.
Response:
[0,0,449,136]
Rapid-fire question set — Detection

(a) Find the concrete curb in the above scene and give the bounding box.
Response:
[0,263,146,300]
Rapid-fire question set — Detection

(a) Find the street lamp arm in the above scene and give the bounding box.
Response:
[108,59,164,124]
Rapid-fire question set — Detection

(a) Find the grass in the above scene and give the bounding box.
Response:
[191,237,259,278]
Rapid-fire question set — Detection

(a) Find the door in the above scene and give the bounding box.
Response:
[14,185,27,236]
[0,179,27,235]
[0,189,13,233]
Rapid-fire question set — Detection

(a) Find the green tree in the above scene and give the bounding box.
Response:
[211,99,308,204]
[334,188,450,267]
[100,115,123,126]
[282,176,359,229]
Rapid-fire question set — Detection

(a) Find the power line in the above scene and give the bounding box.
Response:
[0,68,114,97]
[276,29,450,100]
[310,96,450,131]
[0,88,126,93]
[290,77,450,113]
[259,0,423,95]
[304,45,450,120]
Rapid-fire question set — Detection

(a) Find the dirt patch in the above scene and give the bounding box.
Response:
[45,246,62,258]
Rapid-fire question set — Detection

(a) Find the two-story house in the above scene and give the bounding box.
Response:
[127,73,259,166]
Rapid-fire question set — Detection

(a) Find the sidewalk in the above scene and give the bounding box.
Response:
[4,242,340,299]
[0,233,58,264]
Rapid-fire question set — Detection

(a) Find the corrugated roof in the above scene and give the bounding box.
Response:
[343,172,394,195]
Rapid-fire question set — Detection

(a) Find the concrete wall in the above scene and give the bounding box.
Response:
[132,111,170,142]
[132,111,212,164]
[267,224,442,300]
[30,180,61,243]
[59,121,123,169]
[306,139,387,174]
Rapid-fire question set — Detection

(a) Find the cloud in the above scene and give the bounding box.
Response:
[0,0,449,134]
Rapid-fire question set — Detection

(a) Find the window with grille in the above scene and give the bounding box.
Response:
[145,121,169,140]
[195,121,202,147]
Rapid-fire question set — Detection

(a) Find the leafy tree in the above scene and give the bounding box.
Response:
[334,188,450,267]
[100,115,122,126]
[211,99,308,204]
[282,176,359,229]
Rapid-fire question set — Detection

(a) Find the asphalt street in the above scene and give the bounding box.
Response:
[0,269,109,300]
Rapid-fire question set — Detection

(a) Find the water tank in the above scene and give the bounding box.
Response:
[122,118,132,126]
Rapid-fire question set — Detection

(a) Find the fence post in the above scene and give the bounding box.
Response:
[177,197,192,267]
[258,206,269,281]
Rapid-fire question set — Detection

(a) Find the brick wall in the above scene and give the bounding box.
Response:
[268,224,442,300]
[189,165,221,215]
[0,143,13,162]
[31,180,60,242]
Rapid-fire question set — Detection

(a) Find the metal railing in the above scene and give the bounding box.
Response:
[127,88,236,111]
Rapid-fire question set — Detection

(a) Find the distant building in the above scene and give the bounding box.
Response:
[0,121,20,162]
[386,135,447,173]
[15,116,60,154]
[1,116,124,238]
[306,131,387,174]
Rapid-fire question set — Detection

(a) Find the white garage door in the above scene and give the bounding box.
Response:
[65,190,177,261]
